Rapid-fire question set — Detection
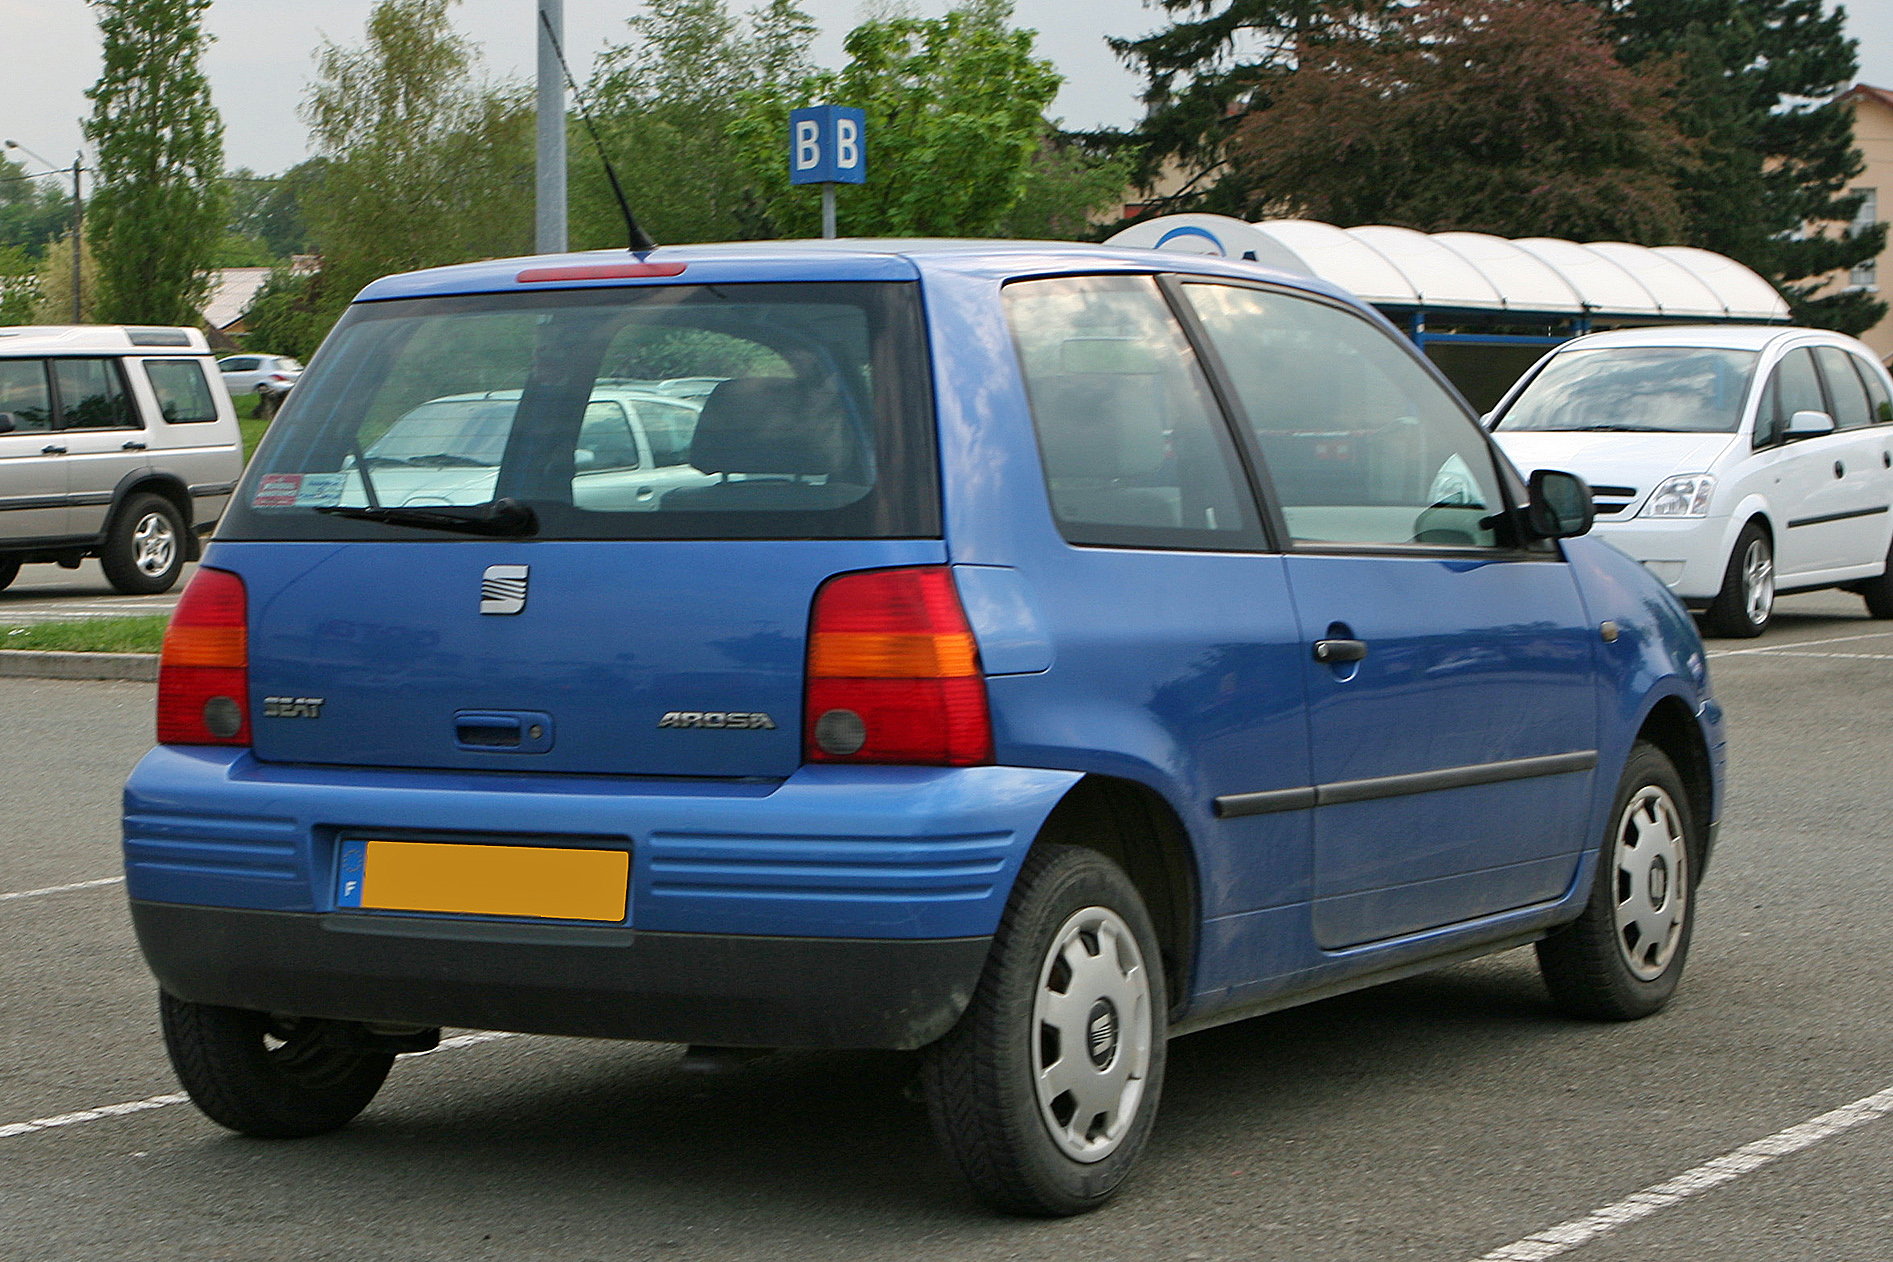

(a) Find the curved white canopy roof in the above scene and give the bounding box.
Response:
[1104,213,1790,322]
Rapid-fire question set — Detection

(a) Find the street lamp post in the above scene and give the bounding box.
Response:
[3,141,83,322]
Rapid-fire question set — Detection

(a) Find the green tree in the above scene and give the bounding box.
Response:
[83,0,227,326]
[737,0,1064,238]
[1106,0,1397,217]
[239,266,331,359]
[0,157,74,258]
[1596,0,1887,333]
[28,230,102,323]
[301,0,532,323]
[573,0,817,247]
[1228,0,1687,241]
[995,133,1135,240]
[0,246,41,325]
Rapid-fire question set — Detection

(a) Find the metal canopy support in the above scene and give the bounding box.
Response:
[534,0,567,254]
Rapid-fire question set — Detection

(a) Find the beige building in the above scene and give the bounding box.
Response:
[1839,84,1892,364]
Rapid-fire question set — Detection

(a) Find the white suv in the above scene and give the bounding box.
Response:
[0,325,245,594]
[1490,325,1893,636]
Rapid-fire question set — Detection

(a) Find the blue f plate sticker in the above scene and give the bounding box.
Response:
[336,839,367,908]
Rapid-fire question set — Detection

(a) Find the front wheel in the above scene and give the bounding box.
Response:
[1703,522,1772,638]
[160,992,394,1138]
[100,492,185,595]
[1537,742,1696,1020]
[921,844,1167,1216]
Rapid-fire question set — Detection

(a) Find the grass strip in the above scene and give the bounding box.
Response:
[0,616,169,655]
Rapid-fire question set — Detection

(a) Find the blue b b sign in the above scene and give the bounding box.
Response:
[788,106,866,185]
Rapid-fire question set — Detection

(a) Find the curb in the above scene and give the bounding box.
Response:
[0,651,158,683]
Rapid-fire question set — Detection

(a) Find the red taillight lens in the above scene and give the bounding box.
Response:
[804,567,993,766]
[157,567,250,745]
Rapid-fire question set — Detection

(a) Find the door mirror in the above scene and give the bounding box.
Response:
[1525,468,1594,540]
[0,413,14,434]
[1786,409,1835,438]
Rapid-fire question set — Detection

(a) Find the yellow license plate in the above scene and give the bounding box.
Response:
[338,839,629,922]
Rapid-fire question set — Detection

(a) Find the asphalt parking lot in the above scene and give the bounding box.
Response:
[0,560,195,624]
[4,590,1892,1261]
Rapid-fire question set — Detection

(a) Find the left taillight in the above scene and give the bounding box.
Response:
[157,567,250,745]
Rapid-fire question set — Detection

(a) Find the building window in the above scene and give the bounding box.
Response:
[1849,187,1879,291]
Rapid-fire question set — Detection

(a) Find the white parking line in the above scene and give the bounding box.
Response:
[0,1032,520,1143]
[1473,1083,1893,1261]
[0,875,125,903]
[1708,630,1893,659]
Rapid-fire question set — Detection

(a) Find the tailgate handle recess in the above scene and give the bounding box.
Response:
[454,710,554,753]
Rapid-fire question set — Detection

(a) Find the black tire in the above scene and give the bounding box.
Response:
[1537,742,1696,1021]
[0,556,19,592]
[1703,521,1773,638]
[160,991,394,1138]
[920,844,1168,1216]
[99,492,185,595]
[1856,534,1893,619]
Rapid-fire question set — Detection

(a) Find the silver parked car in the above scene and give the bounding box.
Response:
[0,325,246,593]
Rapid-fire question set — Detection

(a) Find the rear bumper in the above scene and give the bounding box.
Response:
[132,899,991,1049]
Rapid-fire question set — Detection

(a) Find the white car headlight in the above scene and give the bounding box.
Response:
[1641,474,1717,518]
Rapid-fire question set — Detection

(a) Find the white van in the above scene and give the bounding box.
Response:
[0,325,245,594]
[1490,325,1893,636]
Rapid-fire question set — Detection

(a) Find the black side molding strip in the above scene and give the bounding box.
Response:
[1787,505,1889,529]
[1215,750,1599,819]
[189,482,237,497]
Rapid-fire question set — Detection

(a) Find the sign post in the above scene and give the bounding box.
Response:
[788,106,866,240]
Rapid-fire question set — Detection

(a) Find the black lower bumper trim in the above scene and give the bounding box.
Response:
[130,900,992,1051]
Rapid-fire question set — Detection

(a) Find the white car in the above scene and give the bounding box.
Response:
[1491,325,1893,636]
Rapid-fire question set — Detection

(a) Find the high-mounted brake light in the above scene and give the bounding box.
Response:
[515,261,687,283]
[157,567,250,746]
[804,567,993,766]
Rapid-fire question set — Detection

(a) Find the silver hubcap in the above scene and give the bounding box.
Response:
[1030,906,1152,1162]
[1612,785,1688,981]
[132,512,176,576]
[1741,538,1774,626]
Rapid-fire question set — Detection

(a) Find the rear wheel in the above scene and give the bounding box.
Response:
[1704,522,1772,638]
[1537,742,1695,1020]
[99,492,185,595]
[160,991,394,1138]
[921,844,1167,1216]
[1855,535,1893,619]
[0,556,18,591]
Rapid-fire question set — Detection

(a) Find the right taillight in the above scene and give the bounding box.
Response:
[804,566,993,766]
[157,567,250,745]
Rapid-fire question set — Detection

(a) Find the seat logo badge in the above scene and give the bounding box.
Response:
[263,696,325,719]
[480,564,529,615]
[658,711,777,730]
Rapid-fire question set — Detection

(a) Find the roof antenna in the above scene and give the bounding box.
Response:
[538,9,657,253]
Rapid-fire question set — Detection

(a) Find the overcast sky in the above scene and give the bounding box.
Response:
[4,0,1892,178]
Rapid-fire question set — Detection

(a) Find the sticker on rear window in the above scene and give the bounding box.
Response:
[294,473,345,507]
[252,473,303,507]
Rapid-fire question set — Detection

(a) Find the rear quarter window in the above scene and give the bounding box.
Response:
[145,359,220,423]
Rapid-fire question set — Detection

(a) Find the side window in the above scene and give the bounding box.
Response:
[144,360,219,424]
[576,401,640,472]
[1004,274,1261,549]
[53,358,137,430]
[1182,282,1505,548]
[1850,356,1892,426]
[1756,348,1826,447]
[1814,347,1873,430]
[220,357,259,373]
[0,358,53,432]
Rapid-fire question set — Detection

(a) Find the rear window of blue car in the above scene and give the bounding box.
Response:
[222,282,939,541]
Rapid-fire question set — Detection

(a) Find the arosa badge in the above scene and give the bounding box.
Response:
[480,564,529,615]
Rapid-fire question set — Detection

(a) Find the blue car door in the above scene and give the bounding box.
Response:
[1177,280,1600,949]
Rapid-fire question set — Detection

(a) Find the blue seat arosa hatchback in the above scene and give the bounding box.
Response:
[125,240,1724,1215]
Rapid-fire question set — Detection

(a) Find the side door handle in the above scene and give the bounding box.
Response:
[40,444,67,455]
[1313,638,1368,663]
[122,441,147,451]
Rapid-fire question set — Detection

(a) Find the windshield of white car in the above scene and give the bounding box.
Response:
[1493,347,1759,434]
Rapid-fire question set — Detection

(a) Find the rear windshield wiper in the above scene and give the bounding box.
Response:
[315,497,538,538]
